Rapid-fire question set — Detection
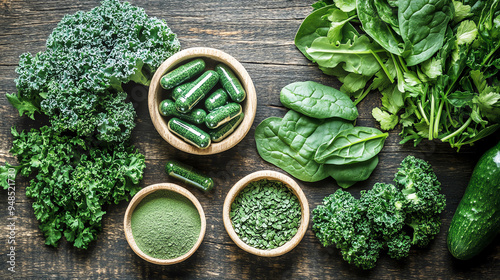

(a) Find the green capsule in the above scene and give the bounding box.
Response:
[171,82,193,101]
[215,63,246,103]
[165,160,214,192]
[205,103,242,129]
[176,70,219,113]
[205,88,229,112]
[159,99,207,125]
[160,58,205,90]
[209,112,245,142]
[168,118,211,149]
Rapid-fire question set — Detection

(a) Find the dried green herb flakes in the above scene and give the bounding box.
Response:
[230,179,302,250]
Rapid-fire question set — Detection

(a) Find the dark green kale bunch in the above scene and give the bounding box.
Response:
[7,0,180,142]
[1,126,146,249]
[312,156,446,270]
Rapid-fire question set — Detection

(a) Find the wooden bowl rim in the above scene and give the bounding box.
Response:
[148,47,257,155]
[123,183,206,265]
[222,170,310,257]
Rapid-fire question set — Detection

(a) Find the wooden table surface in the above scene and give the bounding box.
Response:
[1,0,499,279]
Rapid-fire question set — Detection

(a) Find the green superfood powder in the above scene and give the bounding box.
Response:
[131,190,201,259]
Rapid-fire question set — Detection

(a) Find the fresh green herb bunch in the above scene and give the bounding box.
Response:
[300,0,500,150]
[230,179,302,250]
[312,156,446,270]
[7,0,180,142]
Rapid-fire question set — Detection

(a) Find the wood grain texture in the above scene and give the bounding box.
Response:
[1,0,499,279]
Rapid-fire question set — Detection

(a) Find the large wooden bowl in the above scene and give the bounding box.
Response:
[123,183,206,265]
[148,47,257,155]
[222,170,310,257]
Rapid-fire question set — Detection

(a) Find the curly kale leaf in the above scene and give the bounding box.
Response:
[9,0,180,141]
[3,126,145,249]
[312,156,446,270]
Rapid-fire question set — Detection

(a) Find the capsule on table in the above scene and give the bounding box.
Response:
[168,118,211,149]
[205,102,242,129]
[175,70,219,113]
[215,63,246,103]
[205,88,229,112]
[171,82,193,101]
[209,112,245,142]
[159,99,207,125]
[160,58,205,90]
[165,160,214,192]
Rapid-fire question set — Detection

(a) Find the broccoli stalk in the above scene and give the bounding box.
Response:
[312,156,446,270]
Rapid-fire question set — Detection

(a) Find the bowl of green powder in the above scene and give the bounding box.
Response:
[124,183,206,265]
[222,170,309,257]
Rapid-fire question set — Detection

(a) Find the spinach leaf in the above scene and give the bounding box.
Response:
[295,5,335,60]
[325,156,379,188]
[255,112,353,182]
[280,81,358,120]
[399,0,454,66]
[357,0,404,56]
[306,35,385,76]
[315,127,388,164]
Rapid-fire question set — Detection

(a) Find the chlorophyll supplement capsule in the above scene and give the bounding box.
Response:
[159,99,207,125]
[215,63,246,103]
[171,82,193,101]
[176,70,219,113]
[168,118,211,149]
[205,88,229,112]
[160,58,205,90]
[209,112,245,142]
[205,102,242,129]
[165,160,214,192]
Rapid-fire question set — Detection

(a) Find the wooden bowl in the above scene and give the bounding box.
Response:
[222,170,310,257]
[123,183,206,265]
[148,47,257,155]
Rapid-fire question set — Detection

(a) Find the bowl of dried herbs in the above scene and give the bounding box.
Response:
[222,170,309,257]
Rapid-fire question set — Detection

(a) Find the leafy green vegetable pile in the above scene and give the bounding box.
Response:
[297,0,500,150]
[312,156,446,269]
[8,0,180,142]
[1,0,180,249]
[255,81,387,187]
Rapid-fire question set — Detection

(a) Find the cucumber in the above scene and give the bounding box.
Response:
[160,58,205,90]
[447,140,500,260]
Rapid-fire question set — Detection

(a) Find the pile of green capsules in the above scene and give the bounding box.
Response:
[159,58,246,149]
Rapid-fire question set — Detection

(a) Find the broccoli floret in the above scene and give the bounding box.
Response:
[312,156,446,270]
[8,0,180,142]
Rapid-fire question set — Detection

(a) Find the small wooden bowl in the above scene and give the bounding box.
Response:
[148,47,257,155]
[123,183,206,265]
[222,170,310,257]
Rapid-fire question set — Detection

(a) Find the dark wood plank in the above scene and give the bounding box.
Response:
[0,0,499,279]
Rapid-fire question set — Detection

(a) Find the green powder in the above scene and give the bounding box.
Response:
[131,190,201,259]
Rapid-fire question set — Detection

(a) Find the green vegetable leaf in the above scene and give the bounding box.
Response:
[453,1,473,23]
[333,0,357,12]
[456,20,478,45]
[306,35,384,76]
[325,156,379,188]
[372,107,399,130]
[315,127,388,164]
[295,5,334,60]
[6,93,40,120]
[280,81,358,120]
[255,113,353,182]
[398,0,454,66]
